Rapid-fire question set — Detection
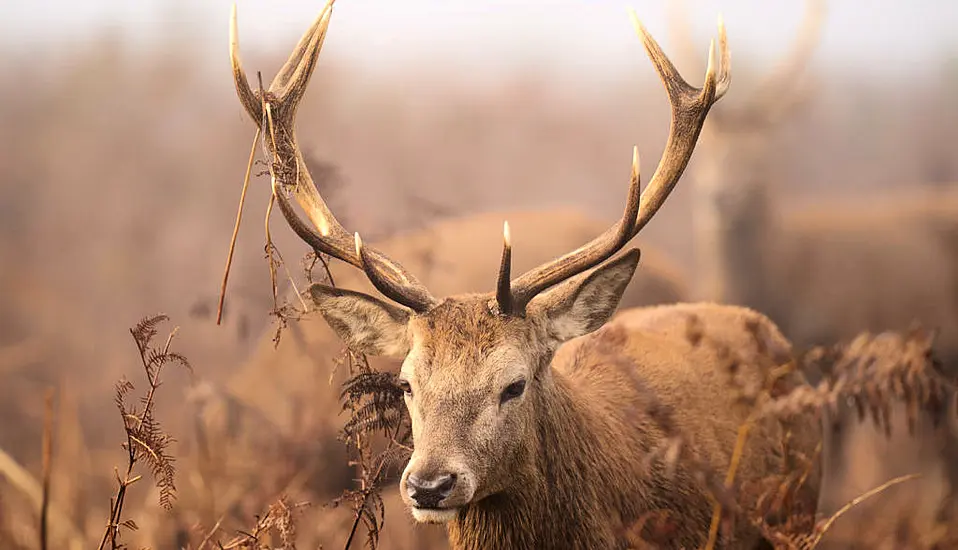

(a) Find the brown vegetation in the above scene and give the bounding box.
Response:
[669,2,958,543]
[2,0,958,548]
[223,4,824,548]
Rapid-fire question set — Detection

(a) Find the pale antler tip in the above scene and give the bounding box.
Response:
[320,0,336,25]
[631,145,640,180]
[353,232,363,257]
[627,8,646,38]
[503,221,512,248]
[705,38,717,81]
[229,4,239,47]
[717,14,728,51]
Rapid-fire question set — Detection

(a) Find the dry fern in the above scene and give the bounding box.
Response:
[97,314,191,550]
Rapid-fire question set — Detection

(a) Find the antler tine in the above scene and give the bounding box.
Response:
[712,16,731,99]
[231,3,439,313]
[229,4,262,123]
[495,221,514,315]
[630,11,728,231]
[506,12,729,313]
[666,3,731,98]
[272,1,336,99]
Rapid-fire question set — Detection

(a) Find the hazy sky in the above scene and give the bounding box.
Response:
[2,1,956,77]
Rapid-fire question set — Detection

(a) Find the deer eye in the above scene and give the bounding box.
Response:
[500,380,526,404]
[397,378,412,396]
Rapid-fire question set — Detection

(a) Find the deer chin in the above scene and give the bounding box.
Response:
[410,506,459,524]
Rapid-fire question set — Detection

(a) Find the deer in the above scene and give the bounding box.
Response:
[669,0,958,362]
[214,19,691,508]
[669,0,958,539]
[228,3,823,548]
[189,211,687,548]
[197,5,693,543]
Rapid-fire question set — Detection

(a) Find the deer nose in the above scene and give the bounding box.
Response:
[406,472,457,508]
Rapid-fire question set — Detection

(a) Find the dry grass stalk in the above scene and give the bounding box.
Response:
[0,438,84,548]
[807,473,922,549]
[217,127,262,326]
[39,387,56,550]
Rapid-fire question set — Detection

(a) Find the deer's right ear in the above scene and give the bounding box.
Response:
[309,284,411,358]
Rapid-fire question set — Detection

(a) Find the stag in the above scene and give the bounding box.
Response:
[228,3,824,548]
[217,17,690,507]
[669,0,958,540]
[190,211,687,548]
[208,209,689,491]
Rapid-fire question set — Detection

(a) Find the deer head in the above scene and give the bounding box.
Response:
[229,1,728,524]
[669,0,825,210]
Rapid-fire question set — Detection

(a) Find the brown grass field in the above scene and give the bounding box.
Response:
[1,3,957,548]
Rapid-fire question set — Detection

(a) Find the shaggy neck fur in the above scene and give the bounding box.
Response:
[438,323,775,549]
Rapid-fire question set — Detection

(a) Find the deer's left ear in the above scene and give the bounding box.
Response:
[528,249,640,347]
[309,284,411,357]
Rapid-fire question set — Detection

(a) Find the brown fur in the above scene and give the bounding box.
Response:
[316,249,820,550]
[196,209,686,498]
[689,74,958,546]
[444,303,818,549]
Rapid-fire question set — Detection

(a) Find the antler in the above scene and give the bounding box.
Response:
[229,1,439,313]
[230,3,728,317]
[668,0,824,128]
[496,12,731,315]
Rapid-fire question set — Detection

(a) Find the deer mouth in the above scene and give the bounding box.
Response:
[410,505,459,524]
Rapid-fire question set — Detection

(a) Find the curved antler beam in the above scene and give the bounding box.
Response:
[505,13,731,313]
[230,1,439,313]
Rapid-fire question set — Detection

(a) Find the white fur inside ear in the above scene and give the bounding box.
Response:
[533,250,640,344]
[310,285,411,357]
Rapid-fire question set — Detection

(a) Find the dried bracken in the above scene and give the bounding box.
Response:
[330,348,413,550]
[98,314,191,550]
[219,496,309,550]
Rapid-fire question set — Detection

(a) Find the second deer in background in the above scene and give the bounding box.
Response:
[671,0,958,362]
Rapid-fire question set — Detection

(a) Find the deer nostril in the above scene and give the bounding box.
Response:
[407,472,458,508]
[436,473,456,493]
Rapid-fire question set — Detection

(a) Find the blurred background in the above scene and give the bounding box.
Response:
[1,0,957,548]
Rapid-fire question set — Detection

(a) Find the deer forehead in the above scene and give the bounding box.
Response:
[401,298,535,390]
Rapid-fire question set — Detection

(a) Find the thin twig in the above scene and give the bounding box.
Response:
[258,73,283,315]
[272,241,310,312]
[217,127,262,325]
[264,195,280,310]
[809,473,922,549]
[342,421,403,550]
[196,514,225,550]
[39,387,56,550]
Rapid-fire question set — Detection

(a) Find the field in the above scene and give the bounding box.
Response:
[1,2,957,548]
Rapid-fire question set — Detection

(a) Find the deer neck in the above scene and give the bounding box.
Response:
[691,175,777,309]
[447,368,629,550]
